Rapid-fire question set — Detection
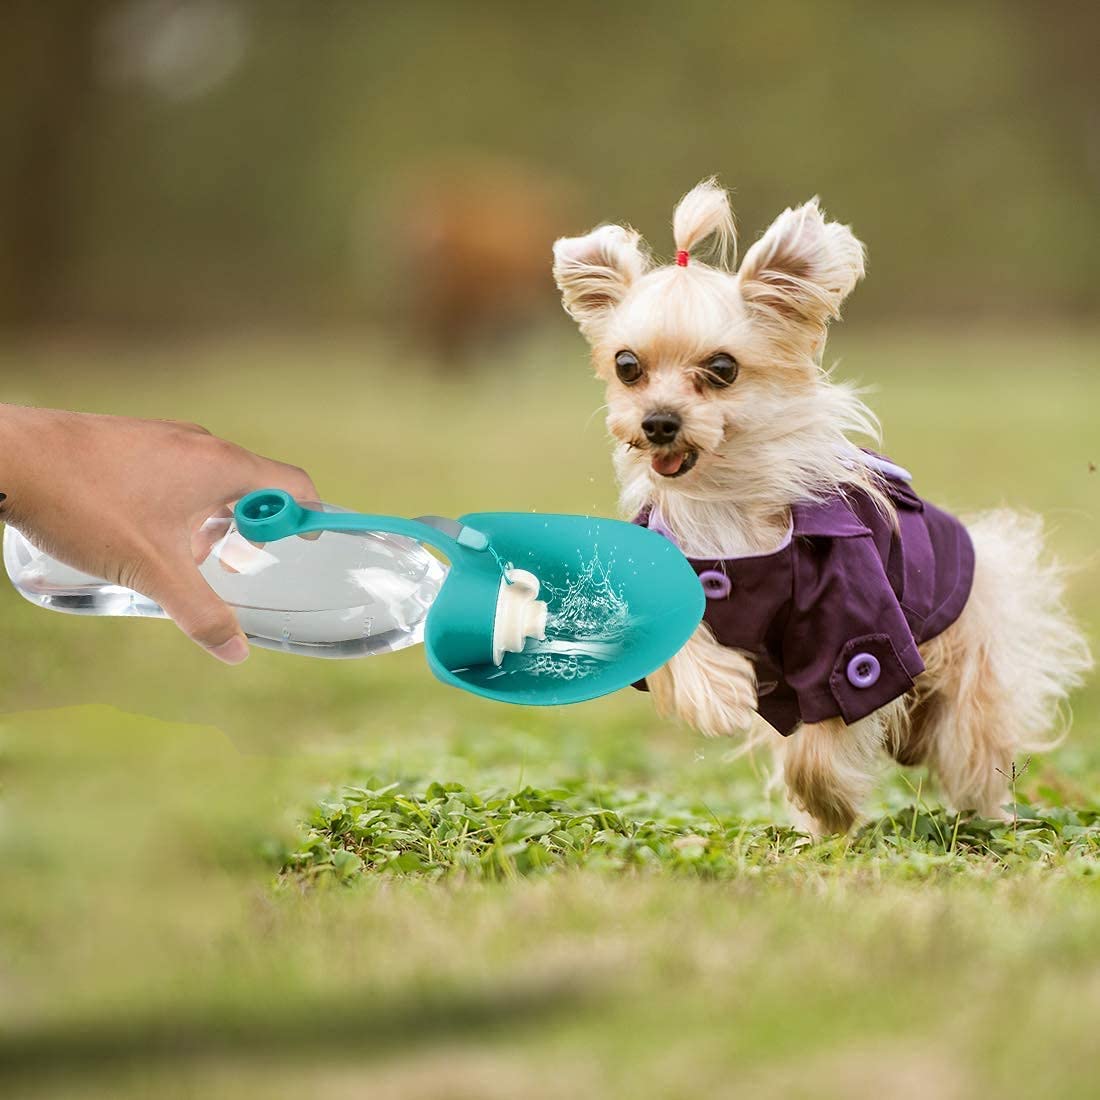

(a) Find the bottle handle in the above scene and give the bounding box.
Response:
[233,489,490,559]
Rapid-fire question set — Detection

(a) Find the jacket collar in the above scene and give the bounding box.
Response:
[637,491,872,548]
[792,493,873,539]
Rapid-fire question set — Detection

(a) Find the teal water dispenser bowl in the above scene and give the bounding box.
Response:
[234,490,704,706]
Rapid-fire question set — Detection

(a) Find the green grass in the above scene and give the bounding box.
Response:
[283,777,1100,886]
[1,324,1098,1098]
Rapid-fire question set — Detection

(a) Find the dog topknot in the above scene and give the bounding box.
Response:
[671,177,736,270]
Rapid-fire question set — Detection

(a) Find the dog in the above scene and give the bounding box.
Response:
[553,178,1091,835]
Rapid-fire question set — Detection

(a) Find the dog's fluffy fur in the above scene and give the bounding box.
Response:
[553,178,1092,835]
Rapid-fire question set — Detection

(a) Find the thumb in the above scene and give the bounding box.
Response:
[147,558,250,665]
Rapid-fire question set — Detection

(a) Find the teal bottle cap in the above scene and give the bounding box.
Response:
[236,489,307,542]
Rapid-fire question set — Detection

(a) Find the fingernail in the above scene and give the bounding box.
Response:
[209,635,249,665]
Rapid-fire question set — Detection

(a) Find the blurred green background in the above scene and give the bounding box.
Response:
[2,4,1098,1098]
[2,1,1099,335]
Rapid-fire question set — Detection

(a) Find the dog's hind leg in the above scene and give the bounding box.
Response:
[780,705,901,835]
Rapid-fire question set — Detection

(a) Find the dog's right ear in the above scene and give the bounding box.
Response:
[552,225,647,339]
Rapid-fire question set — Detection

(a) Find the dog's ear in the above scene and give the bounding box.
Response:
[737,200,865,345]
[553,225,648,339]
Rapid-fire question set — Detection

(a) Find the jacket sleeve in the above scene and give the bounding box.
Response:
[784,533,926,728]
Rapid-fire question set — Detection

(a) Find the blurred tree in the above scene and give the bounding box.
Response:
[0,1,1095,338]
[0,1,109,326]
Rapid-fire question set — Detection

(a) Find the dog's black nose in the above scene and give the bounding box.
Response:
[642,410,681,445]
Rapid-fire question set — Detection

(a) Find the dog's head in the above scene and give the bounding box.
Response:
[553,180,869,518]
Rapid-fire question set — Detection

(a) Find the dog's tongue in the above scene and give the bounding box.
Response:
[652,452,685,477]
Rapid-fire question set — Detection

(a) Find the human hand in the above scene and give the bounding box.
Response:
[0,405,318,663]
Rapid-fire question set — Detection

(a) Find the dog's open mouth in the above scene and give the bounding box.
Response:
[651,449,698,478]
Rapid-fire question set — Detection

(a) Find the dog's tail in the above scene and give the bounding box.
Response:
[903,510,1091,815]
[761,510,1091,815]
[953,510,1092,752]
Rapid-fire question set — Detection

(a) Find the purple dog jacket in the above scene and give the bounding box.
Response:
[636,463,974,735]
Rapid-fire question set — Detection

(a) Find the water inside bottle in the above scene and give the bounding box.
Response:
[3,527,166,617]
[3,515,447,658]
[201,518,447,658]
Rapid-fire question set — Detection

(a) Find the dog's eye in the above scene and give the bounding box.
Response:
[614,350,643,385]
[703,353,739,387]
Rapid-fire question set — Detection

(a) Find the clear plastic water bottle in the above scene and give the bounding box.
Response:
[2,503,448,658]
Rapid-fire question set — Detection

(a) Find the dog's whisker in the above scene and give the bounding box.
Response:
[584,403,610,431]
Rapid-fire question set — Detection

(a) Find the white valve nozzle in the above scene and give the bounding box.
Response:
[492,568,548,666]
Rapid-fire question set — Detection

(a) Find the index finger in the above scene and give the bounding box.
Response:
[243,455,320,504]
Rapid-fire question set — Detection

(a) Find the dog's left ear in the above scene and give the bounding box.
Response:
[553,224,648,340]
[737,200,865,346]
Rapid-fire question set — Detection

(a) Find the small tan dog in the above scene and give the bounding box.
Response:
[553,178,1091,835]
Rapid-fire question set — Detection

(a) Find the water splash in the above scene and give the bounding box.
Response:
[510,551,631,681]
[543,552,630,642]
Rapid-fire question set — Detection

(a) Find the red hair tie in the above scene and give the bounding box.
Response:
[675,250,689,267]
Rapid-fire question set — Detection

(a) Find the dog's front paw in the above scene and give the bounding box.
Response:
[648,624,757,738]
[678,681,756,739]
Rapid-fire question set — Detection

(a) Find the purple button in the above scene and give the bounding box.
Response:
[698,570,732,600]
[846,652,880,688]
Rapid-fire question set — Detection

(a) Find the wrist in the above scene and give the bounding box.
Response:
[0,404,63,523]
